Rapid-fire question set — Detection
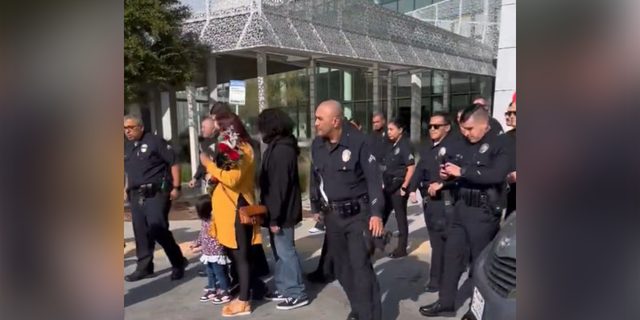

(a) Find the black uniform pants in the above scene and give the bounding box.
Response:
[506,183,516,218]
[383,191,409,252]
[325,212,382,320]
[423,199,447,289]
[439,201,500,309]
[129,191,184,272]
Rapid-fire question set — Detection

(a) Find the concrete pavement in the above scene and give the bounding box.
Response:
[124,203,473,320]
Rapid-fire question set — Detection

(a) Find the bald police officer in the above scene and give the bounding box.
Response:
[310,100,384,320]
[420,106,510,317]
[124,115,188,282]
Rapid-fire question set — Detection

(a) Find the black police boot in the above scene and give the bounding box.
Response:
[170,258,189,281]
[125,270,152,282]
[418,302,456,318]
[346,311,358,320]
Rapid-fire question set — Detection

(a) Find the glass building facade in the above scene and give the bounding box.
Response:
[198,65,492,141]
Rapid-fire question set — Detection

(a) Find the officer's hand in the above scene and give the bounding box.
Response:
[409,192,418,203]
[439,164,449,179]
[124,189,128,202]
[270,226,281,234]
[444,163,461,177]
[170,189,181,200]
[313,213,322,222]
[400,189,406,196]
[508,171,516,183]
[428,182,443,197]
[369,216,384,237]
[188,179,197,188]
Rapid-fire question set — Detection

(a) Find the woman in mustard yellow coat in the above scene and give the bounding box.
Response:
[200,112,263,317]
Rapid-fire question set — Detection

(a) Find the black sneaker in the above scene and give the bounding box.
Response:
[276,297,309,310]
[124,270,153,282]
[264,291,286,302]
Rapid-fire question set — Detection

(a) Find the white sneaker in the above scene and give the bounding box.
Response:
[308,227,325,234]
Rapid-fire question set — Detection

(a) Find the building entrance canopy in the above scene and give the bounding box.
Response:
[183,0,495,76]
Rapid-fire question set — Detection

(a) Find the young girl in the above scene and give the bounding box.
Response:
[191,196,233,305]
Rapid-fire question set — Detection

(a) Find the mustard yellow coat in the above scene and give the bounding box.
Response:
[204,142,262,249]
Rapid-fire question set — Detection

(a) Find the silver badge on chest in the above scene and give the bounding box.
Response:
[394,148,400,155]
[140,144,148,153]
[342,149,351,162]
[479,143,489,154]
[438,147,447,157]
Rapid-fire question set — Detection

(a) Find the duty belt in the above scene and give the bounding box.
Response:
[455,188,489,208]
[321,195,369,218]
[129,183,162,206]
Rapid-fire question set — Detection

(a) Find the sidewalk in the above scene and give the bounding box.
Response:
[124,200,472,320]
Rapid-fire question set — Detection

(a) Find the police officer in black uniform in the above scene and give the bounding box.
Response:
[408,112,455,294]
[369,112,389,161]
[310,100,384,320]
[420,106,510,317]
[381,117,415,258]
[124,115,188,282]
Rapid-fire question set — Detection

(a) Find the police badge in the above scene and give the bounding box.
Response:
[342,149,351,162]
[479,143,489,154]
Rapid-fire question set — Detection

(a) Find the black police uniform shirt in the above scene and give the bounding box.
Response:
[382,135,415,179]
[310,124,385,218]
[488,117,505,138]
[124,133,177,189]
[449,133,511,189]
[408,132,457,193]
[369,127,390,163]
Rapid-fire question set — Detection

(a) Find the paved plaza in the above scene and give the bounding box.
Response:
[124,204,473,320]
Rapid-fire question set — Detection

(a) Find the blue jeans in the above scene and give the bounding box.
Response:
[270,228,307,300]
[206,262,230,291]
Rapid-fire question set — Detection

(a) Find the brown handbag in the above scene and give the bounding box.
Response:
[220,184,267,226]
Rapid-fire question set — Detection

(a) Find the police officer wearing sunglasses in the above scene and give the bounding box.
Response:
[124,114,188,282]
[420,105,511,317]
[409,112,457,295]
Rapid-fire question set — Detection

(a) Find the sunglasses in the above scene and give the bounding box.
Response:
[428,124,448,130]
[505,111,516,117]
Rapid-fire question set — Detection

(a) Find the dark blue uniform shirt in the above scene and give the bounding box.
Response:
[408,132,457,193]
[124,133,177,189]
[310,124,385,218]
[449,133,511,190]
[382,135,415,178]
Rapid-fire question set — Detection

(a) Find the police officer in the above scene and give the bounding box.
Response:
[310,100,384,320]
[505,100,517,217]
[473,98,504,137]
[408,112,455,294]
[124,115,187,282]
[370,112,389,162]
[420,105,510,317]
[381,117,415,258]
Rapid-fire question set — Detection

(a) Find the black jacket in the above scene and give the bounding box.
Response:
[260,135,302,228]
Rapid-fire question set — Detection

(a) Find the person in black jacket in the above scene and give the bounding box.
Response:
[257,108,309,310]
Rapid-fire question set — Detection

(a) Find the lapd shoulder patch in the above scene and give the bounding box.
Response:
[479,143,489,154]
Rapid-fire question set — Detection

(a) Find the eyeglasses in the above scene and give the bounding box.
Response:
[428,124,448,130]
[124,125,140,131]
[505,111,516,117]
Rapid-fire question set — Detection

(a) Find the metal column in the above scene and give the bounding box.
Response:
[186,85,199,182]
[372,63,380,114]
[309,59,316,138]
[257,51,268,112]
[410,73,422,143]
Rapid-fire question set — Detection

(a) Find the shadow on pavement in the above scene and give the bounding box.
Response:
[376,254,431,320]
[124,256,201,308]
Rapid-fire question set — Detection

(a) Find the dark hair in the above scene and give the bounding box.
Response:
[214,111,250,143]
[460,104,489,124]
[257,108,295,140]
[431,111,452,125]
[195,195,212,221]
[209,101,233,117]
[388,116,407,131]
